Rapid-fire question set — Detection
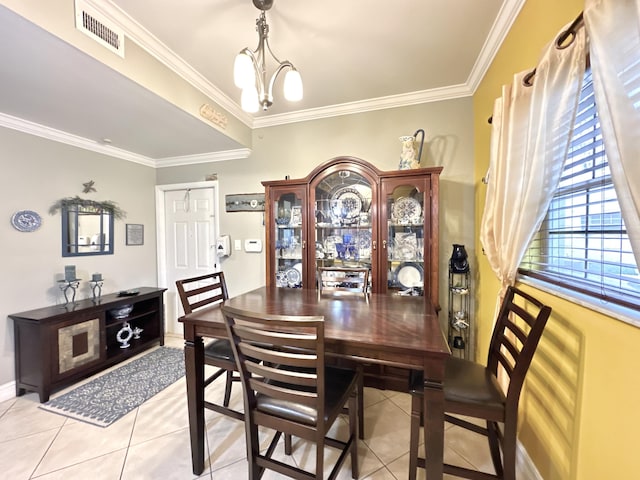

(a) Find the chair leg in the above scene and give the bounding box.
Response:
[223,370,233,407]
[408,393,421,480]
[501,421,517,480]
[316,436,324,480]
[284,433,292,456]
[487,420,503,478]
[357,366,365,439]
[349,391,359,479]
[245,421,261,480]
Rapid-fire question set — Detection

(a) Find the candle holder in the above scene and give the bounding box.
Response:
[58,279,81,306]
[90,280,104,302]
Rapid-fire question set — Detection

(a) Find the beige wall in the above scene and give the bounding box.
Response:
[157,98,476,325]
[473,0,640,478]
[1,96,475,396]
[1,127,158,387]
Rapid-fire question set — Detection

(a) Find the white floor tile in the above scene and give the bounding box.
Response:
[204,413,247,470]
[0,397,17,417]
[0,429,59,480]
[122,428,207,480]
[362,397,412,464]
[1,354,496,480]
[33,449,127,480]
[33,410,136,477]
[0,399,68,442]
[130,390,190,446]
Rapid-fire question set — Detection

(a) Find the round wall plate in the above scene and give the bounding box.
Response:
[11,210,42,232]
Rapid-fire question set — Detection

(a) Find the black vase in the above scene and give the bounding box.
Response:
[449,244,469,273]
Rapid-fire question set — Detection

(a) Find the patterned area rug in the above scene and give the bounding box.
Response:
[40,347,184,427]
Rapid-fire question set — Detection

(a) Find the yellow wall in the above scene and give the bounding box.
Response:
[474,1,640,479]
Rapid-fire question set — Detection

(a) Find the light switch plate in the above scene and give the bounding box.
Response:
[234,239,242,251]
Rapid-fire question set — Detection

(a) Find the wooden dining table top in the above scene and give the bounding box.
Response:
[182,286,450,368]
[180,285,452,479]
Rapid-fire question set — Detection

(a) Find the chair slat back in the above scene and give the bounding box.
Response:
[486,286,552,398]
[317,267,370,297]
[222,305,326,418]
[176,272,228,314]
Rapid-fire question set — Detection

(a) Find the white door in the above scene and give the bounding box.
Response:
[163,186,218,334]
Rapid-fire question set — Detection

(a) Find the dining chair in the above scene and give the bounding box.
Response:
[408,286,552,480]
[221,304,360,480]
[176,271,243,421]
[317,266,369,439]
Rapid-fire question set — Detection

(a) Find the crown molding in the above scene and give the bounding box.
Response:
[0,112,155,166]
[253,84,473,128]
[87,0,253,128]
[155,148,252,168]
[90,0,519,129]
[2,0,523,166]
[467,0,527,92]
[0,111,253,168]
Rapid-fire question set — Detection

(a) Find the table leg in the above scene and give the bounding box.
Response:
[185,336,206,475]
[423,373,445,480]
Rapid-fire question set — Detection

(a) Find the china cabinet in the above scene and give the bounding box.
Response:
[263,156,442,308]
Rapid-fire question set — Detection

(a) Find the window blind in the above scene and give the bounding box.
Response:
[520,70,640,309]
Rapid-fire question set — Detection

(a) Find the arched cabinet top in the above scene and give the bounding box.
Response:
[262,156,442,311]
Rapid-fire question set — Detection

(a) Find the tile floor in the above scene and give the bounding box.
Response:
[0,335,495,480]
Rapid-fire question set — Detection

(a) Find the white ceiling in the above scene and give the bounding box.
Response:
[0,0,524,164]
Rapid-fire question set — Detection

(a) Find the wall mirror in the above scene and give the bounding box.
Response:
[61,203,114,257]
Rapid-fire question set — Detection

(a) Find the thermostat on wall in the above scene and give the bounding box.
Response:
[244,239,263,253]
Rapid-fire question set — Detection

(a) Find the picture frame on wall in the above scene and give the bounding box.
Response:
[126,224,144,246]
[225,193,266,212]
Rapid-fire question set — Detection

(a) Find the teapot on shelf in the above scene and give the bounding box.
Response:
[398,129,425,170]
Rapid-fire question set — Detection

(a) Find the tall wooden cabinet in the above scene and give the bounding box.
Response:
[262,157,442,308]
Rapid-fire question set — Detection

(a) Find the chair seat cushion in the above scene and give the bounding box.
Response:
[256,366,357,426]
[411,357,505,419]
[204,339,234,362]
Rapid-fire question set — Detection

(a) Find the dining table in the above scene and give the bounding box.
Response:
[180,286,451,479]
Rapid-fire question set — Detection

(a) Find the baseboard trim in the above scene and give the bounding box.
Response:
[0,381,16,403]
[518,439,543,480]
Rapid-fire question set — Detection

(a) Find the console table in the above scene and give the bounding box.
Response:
[9,287,166,402]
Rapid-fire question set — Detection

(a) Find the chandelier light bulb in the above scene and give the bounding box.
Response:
[234,52,255,89]
[283,69,303,102]
[241,86,260,113]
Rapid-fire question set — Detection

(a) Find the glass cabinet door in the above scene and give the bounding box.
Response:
[382,179,430,296]
[312,169,374,289]
[272,189,305,288]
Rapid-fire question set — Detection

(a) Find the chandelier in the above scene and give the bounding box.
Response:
[233,0,303,112]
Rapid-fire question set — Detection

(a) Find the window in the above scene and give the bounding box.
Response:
[520,70,640,310]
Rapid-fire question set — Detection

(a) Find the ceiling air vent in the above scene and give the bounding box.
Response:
[74,0,125,58]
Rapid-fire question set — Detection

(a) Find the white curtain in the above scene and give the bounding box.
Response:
[480,22,588,296]
[585,0,640,267]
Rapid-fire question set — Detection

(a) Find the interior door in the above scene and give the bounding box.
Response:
[163,187,218,334]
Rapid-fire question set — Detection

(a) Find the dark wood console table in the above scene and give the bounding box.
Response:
[9,287,166,402]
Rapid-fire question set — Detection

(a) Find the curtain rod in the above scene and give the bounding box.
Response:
[487,11,584,125]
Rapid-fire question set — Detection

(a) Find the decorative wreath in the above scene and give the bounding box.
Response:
[49,196,126,219]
